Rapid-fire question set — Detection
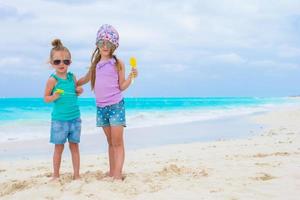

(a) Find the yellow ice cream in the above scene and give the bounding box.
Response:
[130,57,137,69]
[129,57,137,83]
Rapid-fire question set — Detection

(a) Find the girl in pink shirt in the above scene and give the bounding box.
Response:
[78,24,137,180]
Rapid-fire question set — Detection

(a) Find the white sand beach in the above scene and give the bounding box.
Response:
[0,106,299,200]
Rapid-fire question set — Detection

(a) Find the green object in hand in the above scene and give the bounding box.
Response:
[55,89,64,94]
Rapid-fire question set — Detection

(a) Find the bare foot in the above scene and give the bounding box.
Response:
[50,176,59,182]
[105,171,113,177]
[113,174,126,181]
[73,175,81,180]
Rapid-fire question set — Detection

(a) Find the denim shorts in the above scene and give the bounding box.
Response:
[50,118,81,144]
[96,99,126,127]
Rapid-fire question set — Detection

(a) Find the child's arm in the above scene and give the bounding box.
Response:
[44,77,60,103]
[118,60,138,91]
[77,69,91,86]
[73,75,83,96]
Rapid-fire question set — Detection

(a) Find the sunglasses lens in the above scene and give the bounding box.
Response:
[97,40,104,48]
[63,60,71,65]
[106,42,113,49]
[98,40,115,49]
[53,60,61,65]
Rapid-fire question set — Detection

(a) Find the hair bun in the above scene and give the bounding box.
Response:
[51,39,63,48]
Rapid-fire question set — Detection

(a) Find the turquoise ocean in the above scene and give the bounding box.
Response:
[0,97,299,143]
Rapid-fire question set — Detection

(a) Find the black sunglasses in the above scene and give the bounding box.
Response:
[53,59,71,65]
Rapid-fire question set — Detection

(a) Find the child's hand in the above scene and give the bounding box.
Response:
[76,86,83,96]
[130,68,138,79]
[53,91,61,100]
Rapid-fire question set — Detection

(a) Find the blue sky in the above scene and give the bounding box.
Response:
[0,0,300,97]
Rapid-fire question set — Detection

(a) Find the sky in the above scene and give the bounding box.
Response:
[0,0,300,97]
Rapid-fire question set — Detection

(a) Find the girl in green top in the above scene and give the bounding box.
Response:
[44,39,82,180]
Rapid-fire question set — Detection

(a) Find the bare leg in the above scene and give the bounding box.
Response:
[52,144,64,179]
[111,126,125,180]
[69,142,80,179]
[103,127,114,177]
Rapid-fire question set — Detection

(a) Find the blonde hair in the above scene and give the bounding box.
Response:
[89,48,121,90]
[50,39,71,61]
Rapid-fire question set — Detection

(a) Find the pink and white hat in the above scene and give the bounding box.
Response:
[96,24,119,48]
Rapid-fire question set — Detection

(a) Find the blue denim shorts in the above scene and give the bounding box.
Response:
[97,99,126,127]
[50,118,81,144]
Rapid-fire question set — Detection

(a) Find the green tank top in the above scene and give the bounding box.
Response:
[51,72,80,120]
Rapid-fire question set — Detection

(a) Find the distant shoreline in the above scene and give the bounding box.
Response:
[0,113,261,160]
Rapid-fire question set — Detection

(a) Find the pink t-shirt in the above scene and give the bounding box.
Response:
[95,58,123,107]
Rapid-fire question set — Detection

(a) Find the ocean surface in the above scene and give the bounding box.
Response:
[0,97,299,143]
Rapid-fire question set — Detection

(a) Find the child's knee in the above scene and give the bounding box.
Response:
[69,142,79,150]
[112,141,123,147]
